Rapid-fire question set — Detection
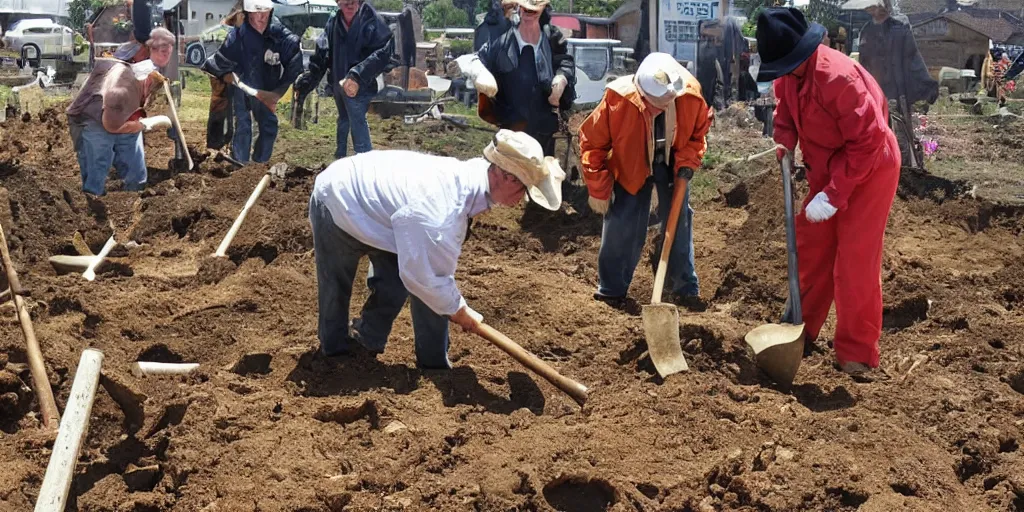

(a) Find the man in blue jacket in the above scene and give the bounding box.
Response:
[201,0,302,164]
[295,0,394,159]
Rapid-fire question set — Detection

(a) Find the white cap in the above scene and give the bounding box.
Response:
[635,52,687,107]
[483,130,566,211]
[244,0,274,12]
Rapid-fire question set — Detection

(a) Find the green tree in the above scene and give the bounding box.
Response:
[423,0,469,27]
[370,0,405,11]
[68,0,90,31]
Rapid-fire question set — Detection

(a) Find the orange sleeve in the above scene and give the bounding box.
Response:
[672,94,712,172]
[578,91,615,201]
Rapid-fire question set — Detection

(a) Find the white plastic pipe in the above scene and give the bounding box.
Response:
[131,361,199,378]
[34,348,104,512]
[82,236,116,282]
[214,173,272,258]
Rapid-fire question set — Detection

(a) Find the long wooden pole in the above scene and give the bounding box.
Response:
[162,80,194,171]
[473,323,589,406]
[0,223,59,430]
[34,349,104,511]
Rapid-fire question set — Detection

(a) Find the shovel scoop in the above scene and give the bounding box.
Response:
[642,174,691,378]
[745,152,805,386]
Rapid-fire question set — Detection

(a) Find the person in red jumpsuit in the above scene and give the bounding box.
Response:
[755,8,900,375]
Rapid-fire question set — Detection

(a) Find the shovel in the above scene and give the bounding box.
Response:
[641,173,691,378]
[744,152,805,386]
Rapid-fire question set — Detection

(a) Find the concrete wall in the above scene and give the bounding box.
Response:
[183,0,235,37]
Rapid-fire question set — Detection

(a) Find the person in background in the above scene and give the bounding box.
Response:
[295,0,394,159]
[201,0,303,164]
[578,53,712,310]
[847,0,937,168]
[757,8,900,376]
[308,130,565,368]
[65,28,176,196]
[453,0,575,159]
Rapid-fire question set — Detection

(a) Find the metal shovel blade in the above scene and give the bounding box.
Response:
[642,303,689,378]
[744,322,806,387]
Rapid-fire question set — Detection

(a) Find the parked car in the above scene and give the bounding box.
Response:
[183,23,230,67]
[3,19,74,59]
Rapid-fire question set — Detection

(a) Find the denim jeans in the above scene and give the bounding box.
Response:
[69,116,146,196]
[597,167,698,298]
[309,196,451,369]
[232,88,278,164]
[333,90,373,158]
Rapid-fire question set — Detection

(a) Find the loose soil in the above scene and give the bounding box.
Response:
[0,106,1023,512]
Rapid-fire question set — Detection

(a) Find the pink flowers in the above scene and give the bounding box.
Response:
[921,138,938,157]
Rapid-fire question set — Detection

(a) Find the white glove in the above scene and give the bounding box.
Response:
[453,54,498,98]
[588,195,610,215]
[140,115,171,132]
[804,191,838,223]
[549,75,567,106]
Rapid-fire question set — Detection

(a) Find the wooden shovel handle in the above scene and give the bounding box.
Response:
[162,81,194,171]
[473,323,589,406]
[650,175,690,304]
[0,223,27,296]
[0,222,58,429]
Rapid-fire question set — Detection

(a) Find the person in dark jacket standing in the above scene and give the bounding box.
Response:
[295,0,394,159]
[201,0,303,164]
[845,0,937,169]
[456,0,575,157]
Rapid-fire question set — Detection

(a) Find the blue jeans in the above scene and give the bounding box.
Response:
[333,90,373,158]
[69,117,146,196]
[597,170,698,298]
[309,196,451,369]
[232,88,278,164]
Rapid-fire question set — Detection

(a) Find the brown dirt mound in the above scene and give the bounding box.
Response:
[0,113,1022,511]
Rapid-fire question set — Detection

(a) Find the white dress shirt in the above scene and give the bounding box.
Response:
[312,150,493,316]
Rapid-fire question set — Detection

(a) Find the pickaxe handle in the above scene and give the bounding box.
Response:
[472,322,588,406]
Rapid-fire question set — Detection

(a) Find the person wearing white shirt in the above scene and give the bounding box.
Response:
[309,130,566,368]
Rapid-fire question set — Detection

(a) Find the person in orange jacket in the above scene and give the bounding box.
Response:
[756,8,900,375]
[578,52,712,309]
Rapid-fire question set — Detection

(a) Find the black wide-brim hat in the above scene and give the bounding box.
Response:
[755,7,826,82]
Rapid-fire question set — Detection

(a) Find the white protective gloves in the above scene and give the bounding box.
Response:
[804,191,838,223]
[549,75,567,106]
[140,115,172,132]
[588,195,611,215]
[451,54,498,98]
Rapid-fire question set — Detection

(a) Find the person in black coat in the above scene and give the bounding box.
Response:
[471,0,576,157]
[295,0,394,159]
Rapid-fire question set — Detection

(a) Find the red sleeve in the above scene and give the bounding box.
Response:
[578,91,615,201]
[821,73,890,210]
[772,79,798,152]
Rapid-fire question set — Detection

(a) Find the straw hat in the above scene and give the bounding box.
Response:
[483,130,565,211]
[502,0,550,12]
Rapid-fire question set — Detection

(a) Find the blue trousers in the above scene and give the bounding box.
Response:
[232,88,278,164]
[333,89,373,159]
[597,171,699,298]
[69,117,147,196]
[309,196,451,369]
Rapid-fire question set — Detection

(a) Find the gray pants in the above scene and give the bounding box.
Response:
[308,196,451,369]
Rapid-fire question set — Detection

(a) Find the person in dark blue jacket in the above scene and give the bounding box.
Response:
[295,0,394,159]
[201,0,302,164]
